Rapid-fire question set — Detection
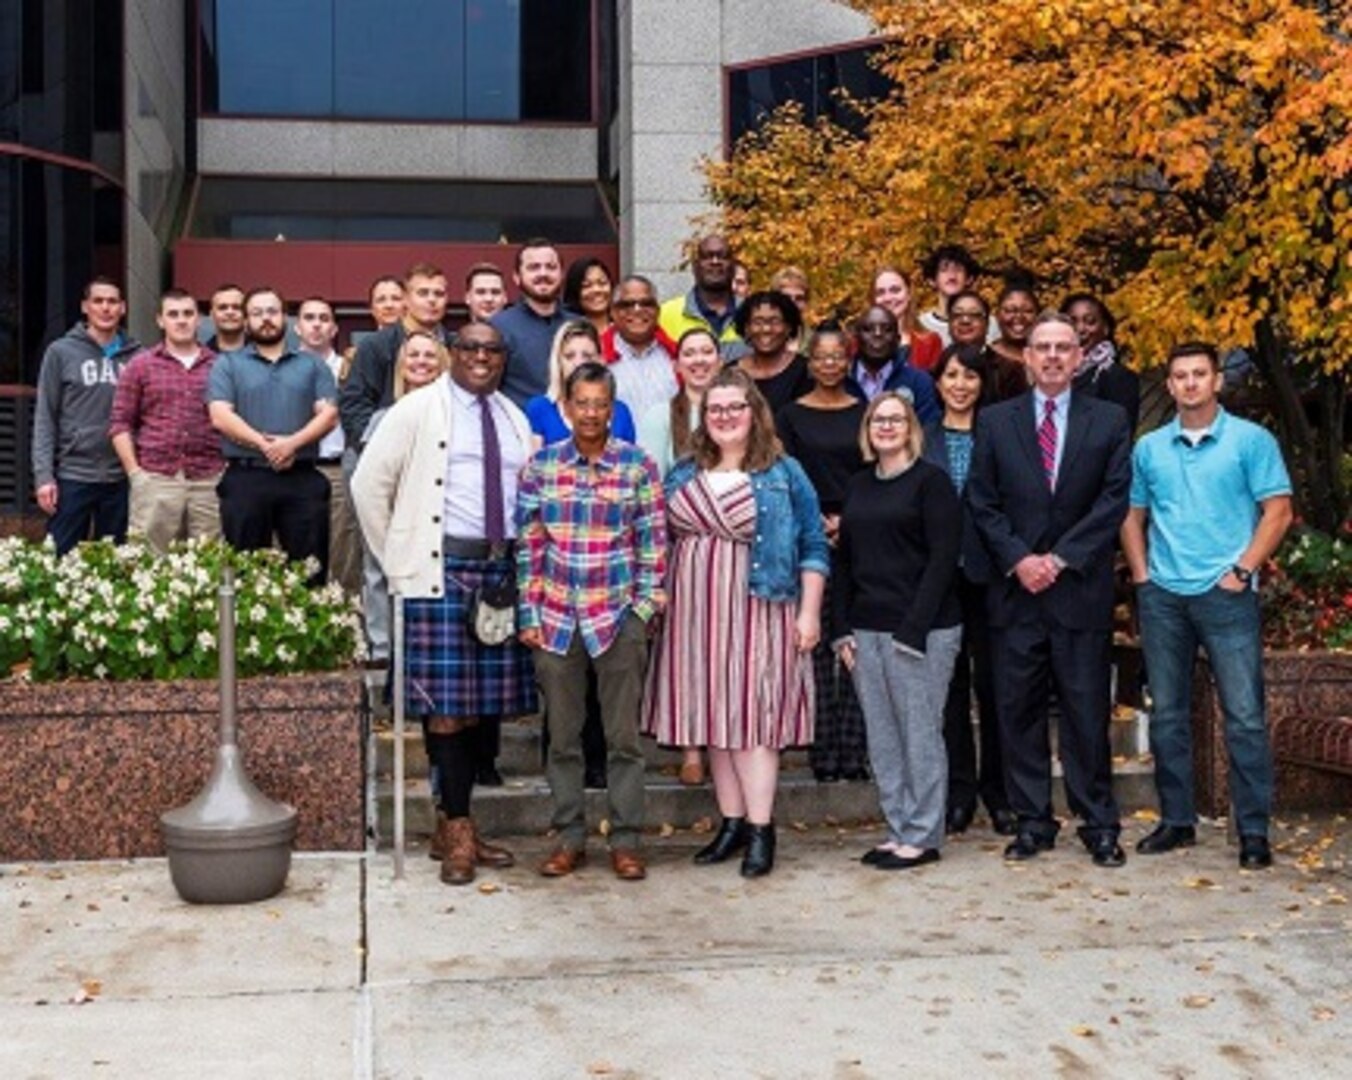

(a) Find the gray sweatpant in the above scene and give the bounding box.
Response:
[852,627,963,850]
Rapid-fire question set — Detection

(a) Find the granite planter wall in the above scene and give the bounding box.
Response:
[0,672,366,861]
[1191,651,1352,817]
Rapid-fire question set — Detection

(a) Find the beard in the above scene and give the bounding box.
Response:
[249,322,286,346]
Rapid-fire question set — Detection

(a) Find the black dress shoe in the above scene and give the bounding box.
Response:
[1088,835,1127,868]
[874,848,941,871]
[475,764,505,788]
[583,766,608,790]
[861,846,892,865]
[1136,823,1196,854]
[990,808,1019,837]
[1004,832,1055,861]
[945,805,974,835]
[1239,834,1273,870]
[693,817,748,865]
[740,823,776,878]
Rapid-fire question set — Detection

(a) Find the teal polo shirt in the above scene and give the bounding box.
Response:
[1130,407,1291,595]
[206,346,338,463]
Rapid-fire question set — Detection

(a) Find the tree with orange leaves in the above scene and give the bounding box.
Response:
[705,0,1349,529]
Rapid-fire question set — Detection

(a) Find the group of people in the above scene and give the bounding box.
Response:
[32,235,1294,886]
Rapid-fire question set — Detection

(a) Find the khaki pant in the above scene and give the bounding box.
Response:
[320,460,362,594]
[128,469,222,552]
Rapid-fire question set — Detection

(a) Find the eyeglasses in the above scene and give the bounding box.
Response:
[456,342,506,356]
[614,298,658,311]
[705,402,751,420]
[569,400,611,414]
[869,414,909,428]
[812,353,850,364]
[950,309,987,321]
[1029,342,1077,356]
[247,306,282,318]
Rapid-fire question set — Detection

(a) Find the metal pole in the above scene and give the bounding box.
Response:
[391,592,406,880]
[219,565,238,748]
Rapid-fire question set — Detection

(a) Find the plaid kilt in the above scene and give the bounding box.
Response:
[402,553,537,718]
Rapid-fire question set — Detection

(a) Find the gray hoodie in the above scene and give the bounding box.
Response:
[32,323,142,486]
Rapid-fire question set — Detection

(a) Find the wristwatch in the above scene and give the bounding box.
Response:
[1232,564,1254,585]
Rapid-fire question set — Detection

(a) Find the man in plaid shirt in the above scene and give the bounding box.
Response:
[517,361,666,882]
[109,288,223,550]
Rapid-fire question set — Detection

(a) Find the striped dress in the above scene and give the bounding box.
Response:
[642,471,814,749]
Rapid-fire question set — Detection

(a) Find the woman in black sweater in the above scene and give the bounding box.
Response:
[833,391,963,870]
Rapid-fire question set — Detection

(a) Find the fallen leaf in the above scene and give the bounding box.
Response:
[1311,1006,1336,1022]
[789,821,809,833]
[1071,1025,1096,1037]
[690,817,714,835]
[1183,877,1222,891]
[658,822,675,838]
[477,882,501,895]
[598,818,611,837]
[1182,995,1214,1009]
[1132,808,1161,822]
[586,1061,614,1075]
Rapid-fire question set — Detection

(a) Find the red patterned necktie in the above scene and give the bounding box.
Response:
[1038,398,1057,490]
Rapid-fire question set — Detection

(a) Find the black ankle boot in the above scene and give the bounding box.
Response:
[740,823,776,878]
[693,817,748,864]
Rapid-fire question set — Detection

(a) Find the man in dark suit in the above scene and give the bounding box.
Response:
[966,311,1132,867]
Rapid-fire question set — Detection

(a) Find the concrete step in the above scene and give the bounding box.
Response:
[374,759,1158,843]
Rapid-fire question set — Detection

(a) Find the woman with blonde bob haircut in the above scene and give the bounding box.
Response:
[643,366,829,878]
[390,330,451,401]
[524,320,636,450]
[834,389,964,871]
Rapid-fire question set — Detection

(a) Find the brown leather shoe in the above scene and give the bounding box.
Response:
[439,817,476,885]
[428,808,447,861]
[610,848,647,881]
[471,820,515,868]
[538,847,586,877]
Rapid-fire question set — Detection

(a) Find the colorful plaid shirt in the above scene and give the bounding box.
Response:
[516,438,666,658]
[107,343,223,479]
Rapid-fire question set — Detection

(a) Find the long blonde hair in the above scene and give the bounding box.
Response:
[545,320,602,402]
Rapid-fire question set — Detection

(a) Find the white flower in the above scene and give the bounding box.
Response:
[196,630,216,651]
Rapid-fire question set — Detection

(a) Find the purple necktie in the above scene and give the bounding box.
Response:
[478,395,506,542]
[1038,398,1057,490]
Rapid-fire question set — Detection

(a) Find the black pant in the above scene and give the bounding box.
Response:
[991,619,1119,840]
[942,573,1008,814]
[47,477,128,556]
[218,462,330,584]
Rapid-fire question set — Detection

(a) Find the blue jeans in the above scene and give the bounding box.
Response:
[47,477,129,557]
[1137,581,1272,836]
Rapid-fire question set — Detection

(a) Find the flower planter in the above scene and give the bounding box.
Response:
[0,672,366,862]
[1191,651,1352,817]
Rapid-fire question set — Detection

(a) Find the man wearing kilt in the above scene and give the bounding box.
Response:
[352,322,535,885]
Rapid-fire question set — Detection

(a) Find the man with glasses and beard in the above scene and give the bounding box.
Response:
[207,287,338,585]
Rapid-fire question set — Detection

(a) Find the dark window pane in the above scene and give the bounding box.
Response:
[520,0,591,122]
[214,0,334,115]
[334,0,465,119]
[464,1,520,121]
[728,44,890,146]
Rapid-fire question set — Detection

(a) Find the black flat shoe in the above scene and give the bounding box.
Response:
[583,767,608,790]
[740,823,776,878]
[1136,823,1196,854]
[990,808,1019,837]
[475,764,505,788]
[945,805,975,835]
[860,846,892,866]
[1088,835,1126,868]
[1004,832,1055,861]
[693,817,748,865]
[1239,834,1273,870]
[874,848,941,871]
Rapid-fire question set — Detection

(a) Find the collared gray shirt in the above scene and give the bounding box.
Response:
[206,346,338,462]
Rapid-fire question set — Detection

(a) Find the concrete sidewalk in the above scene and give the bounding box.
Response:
[2,815,1349,1079]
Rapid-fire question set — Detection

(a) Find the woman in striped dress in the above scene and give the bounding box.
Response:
[643,367,828,877]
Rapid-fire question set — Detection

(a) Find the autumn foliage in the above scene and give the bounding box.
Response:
[705,0,1350,528]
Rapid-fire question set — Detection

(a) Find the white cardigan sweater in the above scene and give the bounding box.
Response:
[350,374,533,600]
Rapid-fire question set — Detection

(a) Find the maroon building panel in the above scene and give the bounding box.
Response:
[173,240,621,308]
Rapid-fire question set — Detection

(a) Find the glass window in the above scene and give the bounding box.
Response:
[201,0,592,123]
[727,44,891,146]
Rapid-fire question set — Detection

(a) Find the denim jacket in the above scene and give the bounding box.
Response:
[666,456,829,601]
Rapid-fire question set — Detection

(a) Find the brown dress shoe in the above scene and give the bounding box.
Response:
[471,820,515,868]
[538,847,586,877]
[428,808,447,861]
[439,817,476,885]
[610,848,647,881]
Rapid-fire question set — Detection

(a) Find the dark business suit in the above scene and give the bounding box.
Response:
[965,391,1131,840]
